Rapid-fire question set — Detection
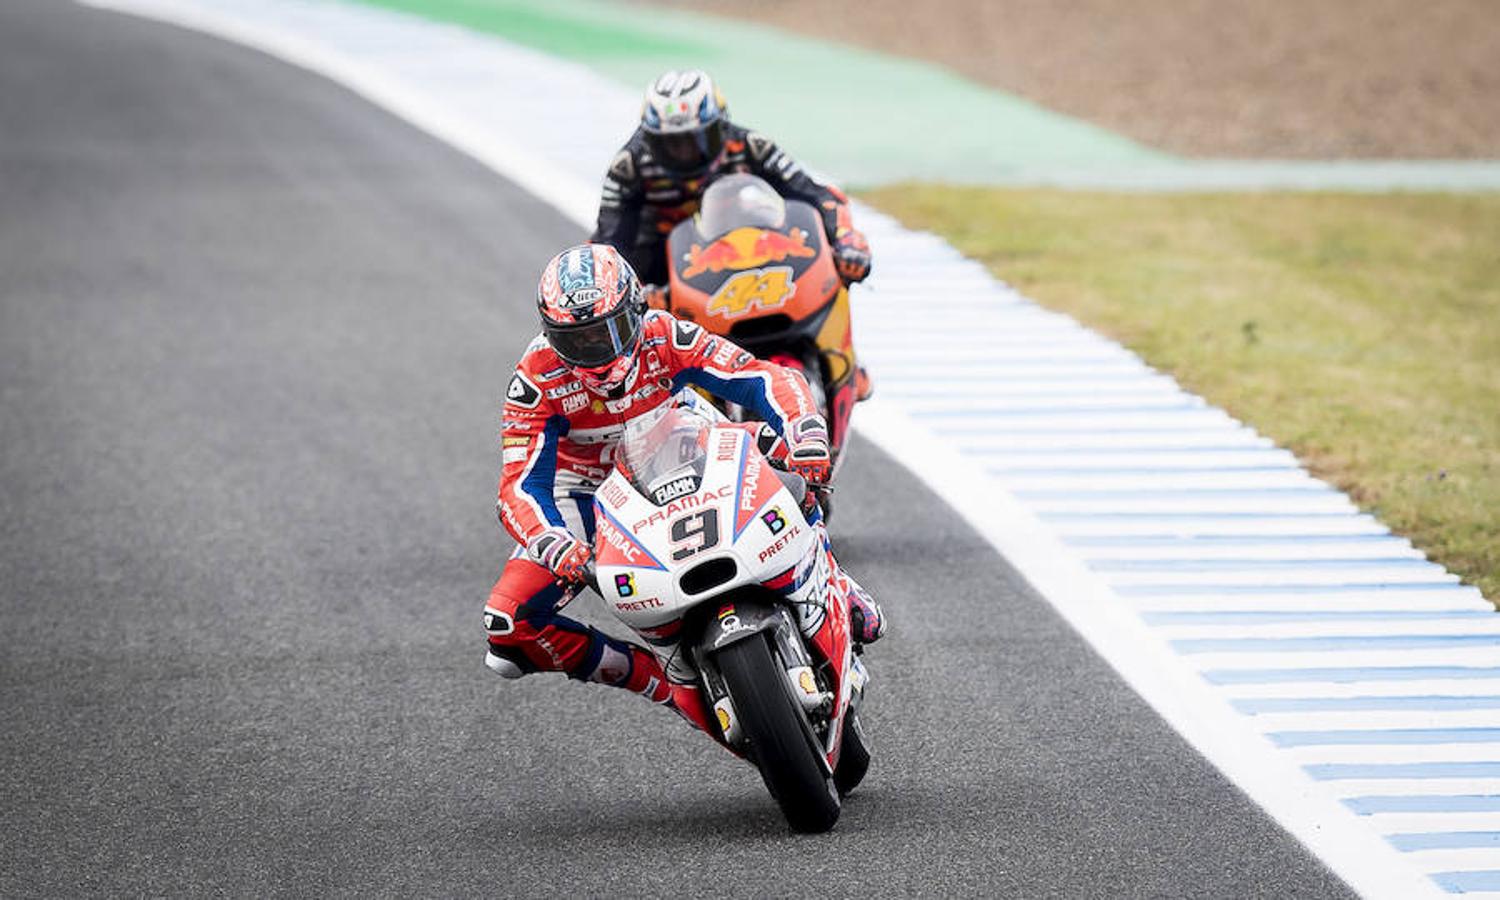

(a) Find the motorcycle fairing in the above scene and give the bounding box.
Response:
[595,426,815,631]
[666,201,838,339]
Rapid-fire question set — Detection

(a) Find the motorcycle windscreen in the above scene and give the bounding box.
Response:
[616,400,716,505]
[697,174,786,238]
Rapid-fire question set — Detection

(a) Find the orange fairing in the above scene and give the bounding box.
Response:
[681,226,815,278]
[669,225,839,334]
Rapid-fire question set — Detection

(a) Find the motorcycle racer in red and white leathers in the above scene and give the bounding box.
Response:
[485,244,884,740]
[590,68,873,399]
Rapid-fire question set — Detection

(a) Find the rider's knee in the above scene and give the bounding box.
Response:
[483,606,535,679]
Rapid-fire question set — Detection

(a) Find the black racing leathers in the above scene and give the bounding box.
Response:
[589,121,853,286]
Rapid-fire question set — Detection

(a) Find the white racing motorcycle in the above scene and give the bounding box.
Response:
[586,394,871,833]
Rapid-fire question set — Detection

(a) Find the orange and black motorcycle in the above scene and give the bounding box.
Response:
[659,174,860,478]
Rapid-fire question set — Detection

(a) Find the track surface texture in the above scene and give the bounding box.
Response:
[651,0,1500,159]
[0,2,1352,896]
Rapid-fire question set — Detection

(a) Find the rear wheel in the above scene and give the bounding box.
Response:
[717,632,841,833]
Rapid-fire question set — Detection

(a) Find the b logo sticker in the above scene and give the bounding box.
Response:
[615,573,636,597]
[761,508,787,536]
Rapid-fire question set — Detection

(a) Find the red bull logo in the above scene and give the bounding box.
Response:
[682,226,815,278]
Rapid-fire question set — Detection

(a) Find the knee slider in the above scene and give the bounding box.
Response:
[483,607,533,678]
[483,606,515,637]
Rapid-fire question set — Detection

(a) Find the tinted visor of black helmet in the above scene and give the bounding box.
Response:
[544,302,641,369]
[646,120,724,173]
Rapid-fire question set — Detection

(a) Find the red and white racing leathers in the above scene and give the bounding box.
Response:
[485,310,836,738]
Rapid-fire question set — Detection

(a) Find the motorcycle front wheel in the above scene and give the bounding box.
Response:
[717,632,841,833]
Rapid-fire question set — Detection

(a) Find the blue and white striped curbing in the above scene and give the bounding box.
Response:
[83,0,1496,894]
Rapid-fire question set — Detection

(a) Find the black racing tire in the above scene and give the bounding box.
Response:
[833,711,871,797]
[717,633,841,833]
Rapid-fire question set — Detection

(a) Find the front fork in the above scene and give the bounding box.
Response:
[692,585,862,762]
[692,606,810,750]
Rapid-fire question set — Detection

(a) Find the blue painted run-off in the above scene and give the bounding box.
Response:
[1237,696,1500,714]
[912,403,1206,419]
[1096,557,1434,572]
[1146,611,1491,625]
[994,465,1297,477]
[1273,728,1500,748]
[1346,795,1500,815]
[1308,762,1500,780]
[1432,870,1500,893]
[1388,831,1500,851]
[1131,583,1464,597]
[1175,634,1500,653]
[1206,667,1500,685]
[1017,487,1339,500]
[1068,534,1402,546]
[972,445,1276,456]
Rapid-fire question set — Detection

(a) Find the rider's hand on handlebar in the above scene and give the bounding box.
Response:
[833,228,871,284]
[788,444,832,485]
[526,528,593,582]
[786,413,833,485]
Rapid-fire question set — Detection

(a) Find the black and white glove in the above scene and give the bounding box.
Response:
[785,414,832,484]
[526,528,592,582]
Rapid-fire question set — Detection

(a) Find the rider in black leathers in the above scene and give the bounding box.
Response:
[589,69,872,293]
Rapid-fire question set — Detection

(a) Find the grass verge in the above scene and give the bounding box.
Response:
[859,187,1500,604]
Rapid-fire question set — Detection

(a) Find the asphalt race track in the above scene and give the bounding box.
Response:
[0,2,1354,896]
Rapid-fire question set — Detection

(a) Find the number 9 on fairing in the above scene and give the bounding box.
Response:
[669,509,721,562]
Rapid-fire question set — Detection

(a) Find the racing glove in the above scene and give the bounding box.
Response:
[833,228,871,284]
[526,528,592,582]
[785,413,832,485]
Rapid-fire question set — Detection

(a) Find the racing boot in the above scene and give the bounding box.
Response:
[844,574,885,645]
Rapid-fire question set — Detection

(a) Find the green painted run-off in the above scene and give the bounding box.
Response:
[350,0,1170,187]
[349,0,1500,190]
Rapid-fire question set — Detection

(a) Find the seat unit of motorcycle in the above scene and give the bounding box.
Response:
[683,586,833,765]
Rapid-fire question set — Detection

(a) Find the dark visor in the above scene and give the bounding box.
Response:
[646,121,723,173]
[655,133,705,167]
[544,304,640,368]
